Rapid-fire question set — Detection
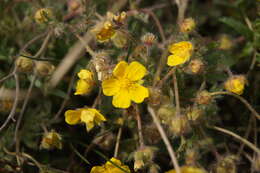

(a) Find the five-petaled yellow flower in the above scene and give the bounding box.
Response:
[65,108,106,131]
[90,157,131,173]
[224,75,246,95]
[75,69,95,95]
[102,61,149,108]
[166,166,206,173]
[167,41,193,67]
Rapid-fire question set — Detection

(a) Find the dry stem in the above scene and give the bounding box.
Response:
[148,106,181,173]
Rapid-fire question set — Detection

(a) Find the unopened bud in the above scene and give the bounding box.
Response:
[149,164,160,173]
[180,18,196,33]
[40,130,62,150]
[141,33,157,46]
[34,8,53,24]
[157,104,176,125]
[187,59,204,74]
[186,107,203,122]
[170,115,190,136]
[185,149,198,165]
[15,56,34,73]
[218,35,233,50]
[148,87,162,106]
[224,75,246,95]
[215,155,238,173]
[134,146,157,171]
[92,51,111,81]
[195,90,212,105]
[35,61,55,77]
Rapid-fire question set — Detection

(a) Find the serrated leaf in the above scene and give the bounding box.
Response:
[219,17,253,40]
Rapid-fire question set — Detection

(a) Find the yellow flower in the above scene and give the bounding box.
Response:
[224,75,246,95]
[90,157,131,173]
[75,69,95,95]
[91,21,116,42]
[167,41,193,67]
[34,8,53,24]
[102,61,149,108]
[165,166,206,173]
[65,108,106,131]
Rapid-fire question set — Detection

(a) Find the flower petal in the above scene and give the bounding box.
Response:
[112,89,131,108]
[74,79,91,95]
[167,52,190,67]
[130,84,149,103]
[113,61,128,78]
[102,78,120,96]
[126,61,147,81]
[90,166,106,173]
[80,109,95,124]
[65,110,81,125]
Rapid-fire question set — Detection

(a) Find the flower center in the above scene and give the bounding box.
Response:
[119,78,133,89]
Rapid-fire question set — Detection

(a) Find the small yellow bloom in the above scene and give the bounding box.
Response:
[65,108,106,131]
[75,69,95,95]
[167,41,193,67]
[224,75,246,95]
[102,61,149,108]
[34,8,53,24]
[166,166,206,173]
[91,21,116,42]
[40,130,62,150]
[90,157,131,173]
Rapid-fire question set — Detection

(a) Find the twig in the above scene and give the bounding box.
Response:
[33,30,53,58]
[141,9,166,43]
[134,104,144,147]
[0,72,20,132]
[114,127,122,158]
[20,31,48,53]
[210,91,260,120]
[172,69,180,116]
[14,75,37,165]
[153,49,169,86]
[173,0,189,26]
[212,126,260,155]
[52,71,77,121]
[147,106,181,173]
[156,67,175,88]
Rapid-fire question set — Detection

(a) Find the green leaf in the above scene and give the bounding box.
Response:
[219,17,253,40]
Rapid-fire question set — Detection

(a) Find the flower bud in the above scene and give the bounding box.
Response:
[148,87,162,106]
[134,146,156,171]
[68,0,81,12]
[185,149,198,166]
[15,56,34,73]
[180,18,196,33]
[34,8,53,24]
[224,75,246,95]
[195,90,212,105]
[149,164,160,173]
[218,35,233,50]
[40,130,62,150]
[157,104,176,125]
[215,155,238,173]
[170,115,190,136]
[141,33,157,46]
[112,31,128,48]
[186,107,203,122]
[92,51,111,81]
[35,61,55,77]
[187,59,204,74]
